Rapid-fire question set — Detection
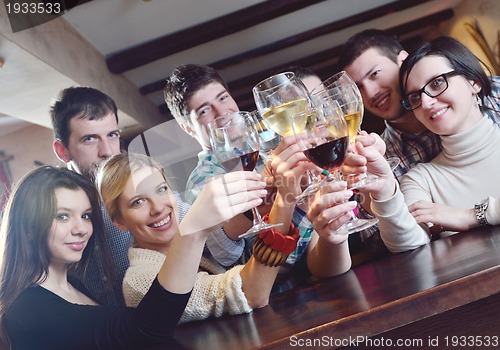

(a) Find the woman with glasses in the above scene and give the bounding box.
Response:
[345,36,500,253]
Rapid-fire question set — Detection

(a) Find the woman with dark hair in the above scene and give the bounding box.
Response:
[279,66,322,92]
[0,166,266,349]
[347,36,500,253]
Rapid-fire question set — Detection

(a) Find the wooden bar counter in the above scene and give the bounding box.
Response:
[167,226,500,349]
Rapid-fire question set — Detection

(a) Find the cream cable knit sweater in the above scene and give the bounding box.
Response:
[372,116,500,253]
[123,248,252,323]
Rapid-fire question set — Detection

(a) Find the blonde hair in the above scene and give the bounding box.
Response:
[96,152,164,222]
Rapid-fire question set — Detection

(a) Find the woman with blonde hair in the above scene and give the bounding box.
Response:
[97,152,318,321]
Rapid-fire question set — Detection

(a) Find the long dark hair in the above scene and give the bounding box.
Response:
[399,36,497,115]
[0,166,106,345]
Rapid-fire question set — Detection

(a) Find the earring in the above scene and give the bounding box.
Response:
[476,94,483,107]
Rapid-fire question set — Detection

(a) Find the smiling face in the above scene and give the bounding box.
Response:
[404,55,482,136]
[47,188,93,267]
[345,47,408,122]
[185,82,239,149]
[114,166,177,252]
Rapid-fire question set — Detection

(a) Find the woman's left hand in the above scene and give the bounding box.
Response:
[409,201,476,231]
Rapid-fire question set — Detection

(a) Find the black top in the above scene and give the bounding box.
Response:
[4,278,190,350]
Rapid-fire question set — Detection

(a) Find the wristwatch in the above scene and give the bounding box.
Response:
[474,199,489,226]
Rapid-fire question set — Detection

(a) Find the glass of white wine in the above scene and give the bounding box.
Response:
[253,72,311,137]
[313,71,362,142]
[253,72,321,203]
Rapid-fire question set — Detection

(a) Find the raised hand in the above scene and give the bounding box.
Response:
[356,131,386,155]
[179,171,267,235]
[265,136,317,200]
[350,140,396,201]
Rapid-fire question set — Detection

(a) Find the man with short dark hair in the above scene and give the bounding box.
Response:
[337,29,500,253]
[51,86,131,305]
[165,65,351,292]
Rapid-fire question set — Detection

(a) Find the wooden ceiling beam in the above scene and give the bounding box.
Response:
[157,8,454,118]
[106,0,327,74]
[210,0,433,71]
[228,9,454,105]
[140,0,433,96]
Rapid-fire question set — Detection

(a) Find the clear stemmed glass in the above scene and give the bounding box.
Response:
[293,99,379,235]
[253,71,322,203]
[208,111,282,239]
[250,110,281,163]
[313,72,399,188]
[315,71,400,172]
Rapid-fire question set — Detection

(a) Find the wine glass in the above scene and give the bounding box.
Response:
[313,72,399,188]
[293,98,379,235]
[208,111,282,239]
[250,110,281,163]
[253,72,322,203]
[315,71,400,171]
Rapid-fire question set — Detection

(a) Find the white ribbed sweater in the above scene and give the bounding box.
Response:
[123,248,252,323]
[372,116,500,252]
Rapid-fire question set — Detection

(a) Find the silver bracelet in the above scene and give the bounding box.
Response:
[474,199,489,226]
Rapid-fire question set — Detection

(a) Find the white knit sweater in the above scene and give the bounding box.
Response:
[123,248,252,323]
[372,116,500,253]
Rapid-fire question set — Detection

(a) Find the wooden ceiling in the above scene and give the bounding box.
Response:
[66,0,461,129]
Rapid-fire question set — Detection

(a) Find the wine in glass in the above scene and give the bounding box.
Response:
[293,100,379,235]
[313,72,398,188]
[208,111,282,239]
[313,71,363,142]
[315,71,400,171]
[253,72,321,203]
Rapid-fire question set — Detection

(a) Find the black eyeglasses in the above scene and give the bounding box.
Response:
[401,71,459,110]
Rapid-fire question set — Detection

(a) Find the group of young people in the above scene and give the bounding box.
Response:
[0,29,498,350]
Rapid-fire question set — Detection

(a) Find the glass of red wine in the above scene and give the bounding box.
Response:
[293,100,379,235]
[208,111,282,239]
[312,72,400,188]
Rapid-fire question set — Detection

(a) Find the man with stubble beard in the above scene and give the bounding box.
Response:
[51,86,131,305]
[338,29,443,183]
[337,29,500,254]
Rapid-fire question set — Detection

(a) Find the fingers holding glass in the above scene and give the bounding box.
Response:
[208,112,283,239]
[293,99,378,235]
[253,72,322,203]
